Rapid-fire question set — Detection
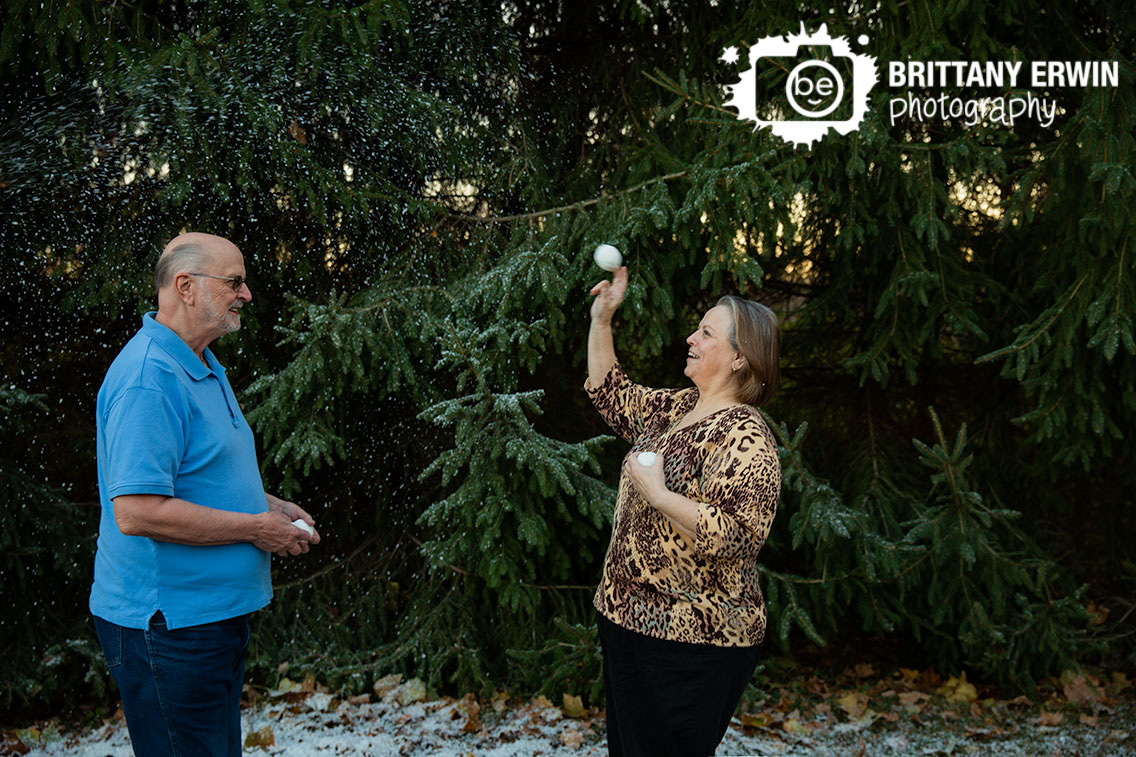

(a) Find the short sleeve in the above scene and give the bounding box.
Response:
[102,387,186,498]
[585,362,684,443]
[693,414,780,560]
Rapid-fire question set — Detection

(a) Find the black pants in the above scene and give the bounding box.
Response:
[596,611,759,757]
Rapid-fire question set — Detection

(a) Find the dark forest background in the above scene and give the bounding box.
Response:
[1,0,1133,717]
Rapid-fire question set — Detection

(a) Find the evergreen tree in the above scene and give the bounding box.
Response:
[1,0,1132,712]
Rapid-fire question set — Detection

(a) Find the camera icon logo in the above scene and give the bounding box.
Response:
[724,24,879,148]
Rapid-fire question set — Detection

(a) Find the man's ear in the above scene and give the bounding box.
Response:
[173,272,195,304]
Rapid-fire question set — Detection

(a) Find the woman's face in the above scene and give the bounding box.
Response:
[684,305,739,389]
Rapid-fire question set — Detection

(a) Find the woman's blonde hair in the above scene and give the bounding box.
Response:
[718,295,780,406]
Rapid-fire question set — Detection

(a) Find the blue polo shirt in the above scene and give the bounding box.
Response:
[90,312,272,630]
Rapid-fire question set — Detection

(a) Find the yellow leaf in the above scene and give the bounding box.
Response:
[936,671,977,703]
[277,677,301,693]
[950,681,978,704]
[740,712,771,729]
[562,693,586,719]
[837,691,868,719]
[934,674,958,696]
[243,726,275,748]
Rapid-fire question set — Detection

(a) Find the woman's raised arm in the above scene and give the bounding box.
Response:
[587,266,628,387]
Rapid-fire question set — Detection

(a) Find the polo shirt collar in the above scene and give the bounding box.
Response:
[141,311,224,380]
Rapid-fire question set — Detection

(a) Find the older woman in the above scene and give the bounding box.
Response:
[586,266,781,757]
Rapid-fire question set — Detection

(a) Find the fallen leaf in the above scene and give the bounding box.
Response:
[348,693,371,705]
[1080,714,1099,727]
[837,691,869,719]
[491,691,510,714]
[846,710,879,731]
[1062,673,1103,708]
[898,668,921,687]
[853,663,876,679]
[13,729,39,747]
[804,676,828,695]
[559,727,584,748]
[936,672,977,704]
[772,690,794,712]
[460,694,482,734]
[277,677,302,693]
[899,691,930,708]
[917,668,943,691]
[373,673,402,697]
[1038,711,1064,726]
[562,693,586,719]
[243,726,275,748]
[532,695,554,709]
[740,712,771,730]
[1108,672,1131,698]
[394,678,426,706]
[783,718,808,735]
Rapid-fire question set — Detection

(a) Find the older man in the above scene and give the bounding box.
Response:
[91,232,319,756]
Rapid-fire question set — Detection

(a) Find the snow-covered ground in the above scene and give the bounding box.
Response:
[11,684,1133,757]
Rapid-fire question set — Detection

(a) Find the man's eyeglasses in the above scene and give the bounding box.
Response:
[190,273,247,292]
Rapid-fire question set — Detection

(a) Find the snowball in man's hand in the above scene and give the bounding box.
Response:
[292,519,315,536]
[637,451,657,467]
[594,244,623,271]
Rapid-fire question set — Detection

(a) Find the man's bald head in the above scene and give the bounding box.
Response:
[154,233,239,293]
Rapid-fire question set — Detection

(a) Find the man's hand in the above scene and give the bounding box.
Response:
[252,510,317,556]
[264,493,320,556]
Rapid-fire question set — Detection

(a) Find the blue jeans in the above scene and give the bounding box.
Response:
[94,612,249,757]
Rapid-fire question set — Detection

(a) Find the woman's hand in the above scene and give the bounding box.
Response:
[624,451,668,505]
[589,266,628,323]
[625,452,700,541]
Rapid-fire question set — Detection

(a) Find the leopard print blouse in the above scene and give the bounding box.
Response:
[586,362,780,647]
